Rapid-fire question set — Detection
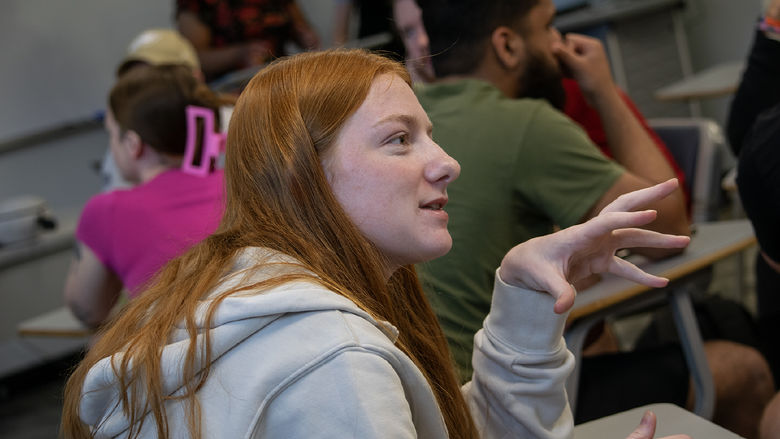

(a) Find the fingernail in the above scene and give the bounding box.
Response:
[640,411,651,426]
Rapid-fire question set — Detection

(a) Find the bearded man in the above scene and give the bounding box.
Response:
[414,0,773,435]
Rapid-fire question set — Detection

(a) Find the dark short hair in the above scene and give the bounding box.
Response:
[418,0,540,76]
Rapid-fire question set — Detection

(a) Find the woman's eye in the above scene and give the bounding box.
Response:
[389,134,409,145]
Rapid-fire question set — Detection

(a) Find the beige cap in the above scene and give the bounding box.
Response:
[117,29,200,75]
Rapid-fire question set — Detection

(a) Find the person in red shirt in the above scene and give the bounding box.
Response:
[562,78,689,210]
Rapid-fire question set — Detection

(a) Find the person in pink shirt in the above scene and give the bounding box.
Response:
[64,65,226,327]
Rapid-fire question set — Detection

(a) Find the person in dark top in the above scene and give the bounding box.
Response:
[727,12,780,156]
[729,0,780,386]
[728,2,780,436]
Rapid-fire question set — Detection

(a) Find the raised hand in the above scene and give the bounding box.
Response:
[552,33,616,105]
[498,179,690,313]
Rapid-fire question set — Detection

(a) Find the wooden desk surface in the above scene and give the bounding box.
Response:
[654,60,745,101]
[17,306,93,338]
[569,219,755,322]
[574,403,743,438]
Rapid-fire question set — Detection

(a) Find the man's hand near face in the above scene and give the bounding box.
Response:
[553,33,618,107]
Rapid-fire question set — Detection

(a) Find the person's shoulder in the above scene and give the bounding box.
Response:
[416,79,552,118]
[81,189,126,217]
[215,287,410,393]
[514,98,571,121]
[134,169,222,198]
[415,78,501,103]
[76,190,127,240]
[211,271,402,362]
[513,98,591,138]
[274,303,401,357]
[497,98,568,125]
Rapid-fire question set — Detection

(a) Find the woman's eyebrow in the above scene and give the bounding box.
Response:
[373,113,433,133]
[372,113,416,128]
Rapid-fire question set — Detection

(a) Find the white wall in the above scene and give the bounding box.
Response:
[683,0,763,126]
[0,1,338,343]
[0,1,173,143]
[0,0,341,144]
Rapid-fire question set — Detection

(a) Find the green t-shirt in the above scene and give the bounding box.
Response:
[415,79,624,381]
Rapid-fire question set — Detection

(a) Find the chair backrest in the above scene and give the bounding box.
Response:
[648,118,725,223]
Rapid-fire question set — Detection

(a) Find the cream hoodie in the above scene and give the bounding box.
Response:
[79,247,574,438]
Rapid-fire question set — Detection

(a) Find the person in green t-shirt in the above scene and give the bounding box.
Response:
[416,0,689,382]
[414,0,774,435]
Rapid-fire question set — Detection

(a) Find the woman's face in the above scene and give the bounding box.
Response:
[323,74,460,274]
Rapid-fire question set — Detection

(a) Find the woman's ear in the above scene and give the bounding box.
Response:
[490,26,525,70]
[122,130,145,159]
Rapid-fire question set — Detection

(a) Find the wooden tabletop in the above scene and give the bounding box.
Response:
[17,306,93,338]
[569,219,755,322]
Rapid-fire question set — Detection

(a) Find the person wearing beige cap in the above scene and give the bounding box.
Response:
[116,28,204,80]
[101,29,234,190]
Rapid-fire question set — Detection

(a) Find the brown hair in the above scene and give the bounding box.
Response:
[109,65,226,156]
[62,49,477,438]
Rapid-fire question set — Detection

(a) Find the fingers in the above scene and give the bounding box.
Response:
[554,33,608,72]
[561,33,603,53]
[584,210,659,238]
[552,282,576,314]
[612,228,691,251]
[625,410,691,439]
[601,179,679,214]
[625,411,656,439]
[500,250,577,314]
[609,256,669,288]
[552,38,576,60]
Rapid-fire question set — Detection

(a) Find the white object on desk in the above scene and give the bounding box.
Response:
[574,403,744,438]
[655,60,745,101]
[0,208,79,270]
[0,195,55,246]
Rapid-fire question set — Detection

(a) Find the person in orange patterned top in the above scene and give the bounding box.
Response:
[176,0,320,80]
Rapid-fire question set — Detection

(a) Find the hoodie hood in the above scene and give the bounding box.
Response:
[79,247,397,437]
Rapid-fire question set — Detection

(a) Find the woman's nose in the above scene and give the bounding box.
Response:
[426,143,460,185]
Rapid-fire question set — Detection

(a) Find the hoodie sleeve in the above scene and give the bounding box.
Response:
[463,269,575,439]
[252,349,418,438]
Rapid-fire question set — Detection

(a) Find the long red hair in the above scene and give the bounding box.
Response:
[62,49,476,438]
